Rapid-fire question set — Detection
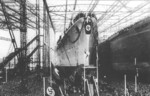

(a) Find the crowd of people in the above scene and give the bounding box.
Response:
[99,78,150,96]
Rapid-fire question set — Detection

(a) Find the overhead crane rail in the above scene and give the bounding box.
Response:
[99,1,150,34]
[0,0,43,29]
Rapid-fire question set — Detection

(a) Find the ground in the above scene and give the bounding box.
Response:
[0,73,43,96]
[1,73,150,96]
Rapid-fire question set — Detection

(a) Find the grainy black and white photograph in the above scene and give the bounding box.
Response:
[0,0,150,96]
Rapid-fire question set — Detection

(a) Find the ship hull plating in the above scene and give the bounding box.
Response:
[111,30,150,71]
[54,16,98,67]
[98,18,150,76]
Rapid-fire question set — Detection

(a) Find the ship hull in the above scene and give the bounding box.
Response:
[111,30,150,71]
[98,18,150,77]
[54,16,98,67]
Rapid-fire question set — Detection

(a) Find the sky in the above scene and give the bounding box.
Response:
[0,0,150,58]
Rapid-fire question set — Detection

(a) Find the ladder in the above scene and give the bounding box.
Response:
[86,80,93,96]
[83,66,99,96]
[93,77,99,96]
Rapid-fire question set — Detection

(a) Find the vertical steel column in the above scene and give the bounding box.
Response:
[43,3,49,69]
[64,0,68,33]
[20,0,27,75]
[20,0,27,57]
[43,3,46,68]
[46,12,50,68]
[19,0,28,93]
[96,44,99,96]
[36,0,41,68]
[47,13,52,86]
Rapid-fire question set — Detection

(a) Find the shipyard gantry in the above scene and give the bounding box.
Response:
[0,0,150,96]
